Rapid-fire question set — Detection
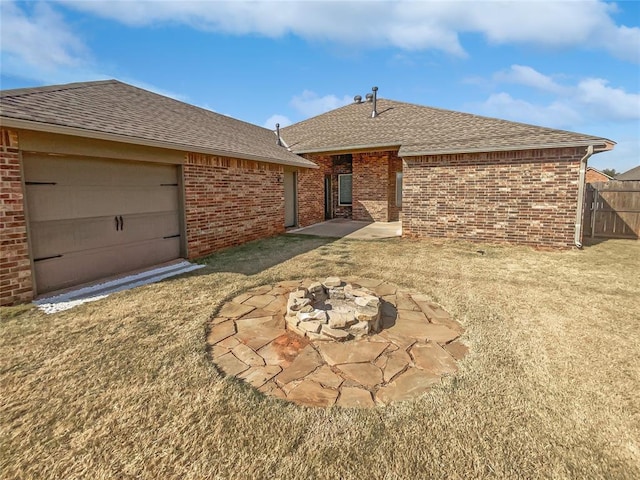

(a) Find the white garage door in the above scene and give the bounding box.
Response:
[24,154,182,294]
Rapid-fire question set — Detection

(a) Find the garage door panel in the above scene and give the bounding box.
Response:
[24,154,178,187]
[30,211,180,258]
[26,185,179,222]
[34,237,181,293]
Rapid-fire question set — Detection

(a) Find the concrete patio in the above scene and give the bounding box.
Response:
[288,219,401,240]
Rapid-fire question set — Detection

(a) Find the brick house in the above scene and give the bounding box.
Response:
[586,167,612,183]
[0,81,615,306]
[0,81,315,305]
[281,90,614,249]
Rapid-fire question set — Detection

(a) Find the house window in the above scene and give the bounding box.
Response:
[338,174,352,206]
[396,172,403,207]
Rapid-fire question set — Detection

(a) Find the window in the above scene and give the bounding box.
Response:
[338,174,352,206]
[396,172,403,207]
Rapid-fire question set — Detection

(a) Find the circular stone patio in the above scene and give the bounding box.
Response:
[206,278,468,408]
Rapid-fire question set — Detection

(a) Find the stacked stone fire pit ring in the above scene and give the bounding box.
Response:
[286,277,383,341]
[206,277,468,408]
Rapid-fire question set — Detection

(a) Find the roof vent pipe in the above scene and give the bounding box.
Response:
[371,86,378,118]
[276,123,283,146]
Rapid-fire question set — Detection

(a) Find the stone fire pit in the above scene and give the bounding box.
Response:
[286,277,382,341]
[206,278,469,408]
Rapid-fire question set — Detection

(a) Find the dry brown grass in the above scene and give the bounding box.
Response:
[1,235,639,479]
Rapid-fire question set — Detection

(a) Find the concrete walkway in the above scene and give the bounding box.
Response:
[288,219,401,240]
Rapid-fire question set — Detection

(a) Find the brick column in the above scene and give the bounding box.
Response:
[352,151,392,222]
[1,129,33,305]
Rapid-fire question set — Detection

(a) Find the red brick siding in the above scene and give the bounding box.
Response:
[388,155,403,222]
[298,154,329,227]
[298,150,401,224]
[297,153,353,224]
[352,151,396,222]
[586,168,610,183]
[0,129,33,306]
[402,148,584,248]
[183,153,285,258]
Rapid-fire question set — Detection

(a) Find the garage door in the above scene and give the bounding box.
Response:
[24,154,182,294]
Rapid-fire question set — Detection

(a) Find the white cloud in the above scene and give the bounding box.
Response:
[494,65,567,95]
[575,78,640,121]
[56,0,640,62]
[478,92,583,129]
[478,65,640,125]
[290,90,352,118]
[0,1,88,71]
[263,114,292,129]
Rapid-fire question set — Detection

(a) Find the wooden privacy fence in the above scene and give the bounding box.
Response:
[583,180,640,239]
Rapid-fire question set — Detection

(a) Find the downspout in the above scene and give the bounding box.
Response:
[574,145,594,248]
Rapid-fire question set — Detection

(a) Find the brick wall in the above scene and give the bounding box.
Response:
[402,147,584,248]
[0,129,33,306]
[298,150,401,224]
[352,151,397,222]
[183,153,286,258]
[298,154,329,227]
[586,168,610,184]
[297,153,354,225]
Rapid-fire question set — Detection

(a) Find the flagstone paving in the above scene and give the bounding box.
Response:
[206,278,469,407]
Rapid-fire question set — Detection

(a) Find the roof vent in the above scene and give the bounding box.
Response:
[371,86,378,118]
[353,95,362,103]
[365,93,373,102]
[276,123,283,147]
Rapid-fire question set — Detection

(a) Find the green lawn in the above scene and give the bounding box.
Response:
[1,235,639,479]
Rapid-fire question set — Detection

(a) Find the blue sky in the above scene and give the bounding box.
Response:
[1,0,638,172]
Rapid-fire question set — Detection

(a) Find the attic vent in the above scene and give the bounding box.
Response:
[355,87,379,117]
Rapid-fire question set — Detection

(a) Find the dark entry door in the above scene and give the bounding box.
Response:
[324,175,332,220]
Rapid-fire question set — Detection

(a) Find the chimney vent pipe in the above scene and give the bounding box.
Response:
[371,86,378,118]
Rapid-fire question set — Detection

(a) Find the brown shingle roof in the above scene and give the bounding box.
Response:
[280,98,614,156]
[616,165,640,181]
[0,80,316,168]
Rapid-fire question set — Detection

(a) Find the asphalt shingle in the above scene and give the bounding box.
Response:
[280,98,613,156]
[616,165,640,181]
[0,80,316,168]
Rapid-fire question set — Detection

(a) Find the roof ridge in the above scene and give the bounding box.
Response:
[0,79,119,99]
[282,96,611,147]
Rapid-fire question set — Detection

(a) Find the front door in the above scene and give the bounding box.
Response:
[324,175,332,220]
[284,170,297,227]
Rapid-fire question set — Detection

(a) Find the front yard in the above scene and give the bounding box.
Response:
[1,235,638,479]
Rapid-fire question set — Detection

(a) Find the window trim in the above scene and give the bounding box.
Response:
[338,173,353,206]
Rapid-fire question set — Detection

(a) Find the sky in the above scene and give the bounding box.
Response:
[1,0,638,172]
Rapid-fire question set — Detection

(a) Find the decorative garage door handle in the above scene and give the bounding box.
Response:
[114,216,124,231]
